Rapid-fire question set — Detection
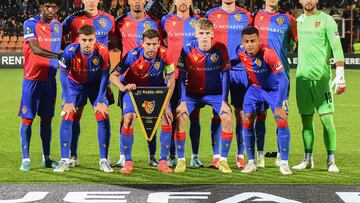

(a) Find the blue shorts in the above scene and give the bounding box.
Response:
[19,79,57,119]
[229,69,248,108]
[186,93,222,115]
[63,80,108,108]
[121,91,171,115]
[243,85,288,116]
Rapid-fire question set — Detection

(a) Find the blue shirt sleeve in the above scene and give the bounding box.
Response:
[23,19,37,41]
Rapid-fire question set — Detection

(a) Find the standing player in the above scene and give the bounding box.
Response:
[54,25,112,173]
[19,0,62,172]
[175,18,233,173]
[109,29,175,174]
[161,0,201,168]
[253,0,297,168]
[62,0,116,167]
[206,0,252,169]
[292,0,345,173]
[236,26,292,175]
[114,0,163,168]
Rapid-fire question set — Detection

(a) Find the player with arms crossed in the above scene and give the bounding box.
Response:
[175,18,233,173]
[55,25,112,173]
[161,0,201,168]
[206,0,253,169]
[114,0,163,168]
[110,29,175,174]
[19,0,62,172]
[236,26,292,175]
[292,0,346,173]
[62,0,117,167]
[253,0,298,168]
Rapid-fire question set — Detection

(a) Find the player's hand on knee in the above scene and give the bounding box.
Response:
[163,106,173,124]
[95,102,109,118]
[332,67,346,95]
[220,101,231,116]
[176,102,188,119]
[274,107,288,121]
[62,103,76,120]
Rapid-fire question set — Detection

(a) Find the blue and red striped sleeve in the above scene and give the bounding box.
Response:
[23,19,37,41]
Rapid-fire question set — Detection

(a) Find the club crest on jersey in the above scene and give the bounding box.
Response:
[54,25,60,33]
[22,106,27,115]
[93,57,99,65]
[154,62,160,70]
[143,21,151,29]
[210,53,218,63]
[142,101,155,114]
[255,58,262,67]
[276,17,284,25]
[69,46,75,51]
[190,19,197,28]
[314,21,321,28]
[99,18,106,27]
[235,13,242,21]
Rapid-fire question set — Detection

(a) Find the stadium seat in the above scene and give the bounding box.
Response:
[18,36,24,42]
[1,36,10,43]
[7,41,16,51]
[9,36,17,42]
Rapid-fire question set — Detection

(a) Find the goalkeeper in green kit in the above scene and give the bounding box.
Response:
[292,0,346,173]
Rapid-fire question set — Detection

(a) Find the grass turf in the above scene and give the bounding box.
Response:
[0,69,359,184]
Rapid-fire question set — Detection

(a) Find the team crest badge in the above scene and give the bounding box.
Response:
[255,58,262,67]
[210,53,218,63]
[22,106,27,115]
[93,57,99,65]
[217,14,221,19]
[69,46,75,51]
[99,18,106,27]
[142,100,155,114]
[54,25,59,33]
[276,17,284,25]
[154,62,160,70]
[235,13,242,21]
[143,21,151,29]
[190,19,197,28]
[314,21,321,28]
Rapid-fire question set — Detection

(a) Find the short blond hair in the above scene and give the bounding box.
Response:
[196,18,213,30]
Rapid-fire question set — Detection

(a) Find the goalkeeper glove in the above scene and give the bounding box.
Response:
[331,66,346,95]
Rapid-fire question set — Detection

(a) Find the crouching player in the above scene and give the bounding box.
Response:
[109,29,175,174]
[54,25,112,173]
[236,26,292,175]
[174,18,233,173]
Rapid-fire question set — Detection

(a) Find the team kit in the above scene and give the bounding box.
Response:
[18,0,346,175]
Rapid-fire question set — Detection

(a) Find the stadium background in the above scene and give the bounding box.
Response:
[0,0,360,186]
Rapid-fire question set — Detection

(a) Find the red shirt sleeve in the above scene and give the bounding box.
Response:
[263,46,284,73]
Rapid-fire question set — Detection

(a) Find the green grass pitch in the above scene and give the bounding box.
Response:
[0,69,360,184]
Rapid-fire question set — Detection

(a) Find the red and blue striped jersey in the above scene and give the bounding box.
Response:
[62,10,116,47]
[236,44,284,91]
[206,6,252,70]
[115,46,174,87]
[178,40,231,95]
[116,12,162,58]
[23,15,62,81]
[253,9,297,70]
[59,42,110,84]
[161,14,199,78]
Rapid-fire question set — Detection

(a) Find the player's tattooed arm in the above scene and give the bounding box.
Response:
[28,39,61,58]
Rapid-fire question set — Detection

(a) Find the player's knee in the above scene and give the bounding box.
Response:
[62,112,75,121]
[177,113,188,125]
[276,119,288,128]
[123,113,136,128]
[256,113,267,121]
[40,117,52,125]
[220,115,232,131]
[21,118,33,126]
[95,112,108,121]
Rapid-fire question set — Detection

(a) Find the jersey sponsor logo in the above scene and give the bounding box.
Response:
[99,18,106,27]
[314,21,321,28]
[93,57,99,65]
[210,53,218,63]
[22,106,27,115]
[276,16,284,25]
[54,25,60,33]
[255,58,262,67]
[235,13,242,21]
[167,31,195,37]
[154,61,160,70]
[142,100,155,114]
[258,26,285,34]
[38,36,61,42]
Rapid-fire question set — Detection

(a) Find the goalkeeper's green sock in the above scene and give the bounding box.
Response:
[301,115,315,159]
[320,114,336,161]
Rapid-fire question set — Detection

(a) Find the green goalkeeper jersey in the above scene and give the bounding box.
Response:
[296,11,344,80]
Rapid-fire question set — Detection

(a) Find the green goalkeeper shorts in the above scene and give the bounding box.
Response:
[296,76,335,115]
